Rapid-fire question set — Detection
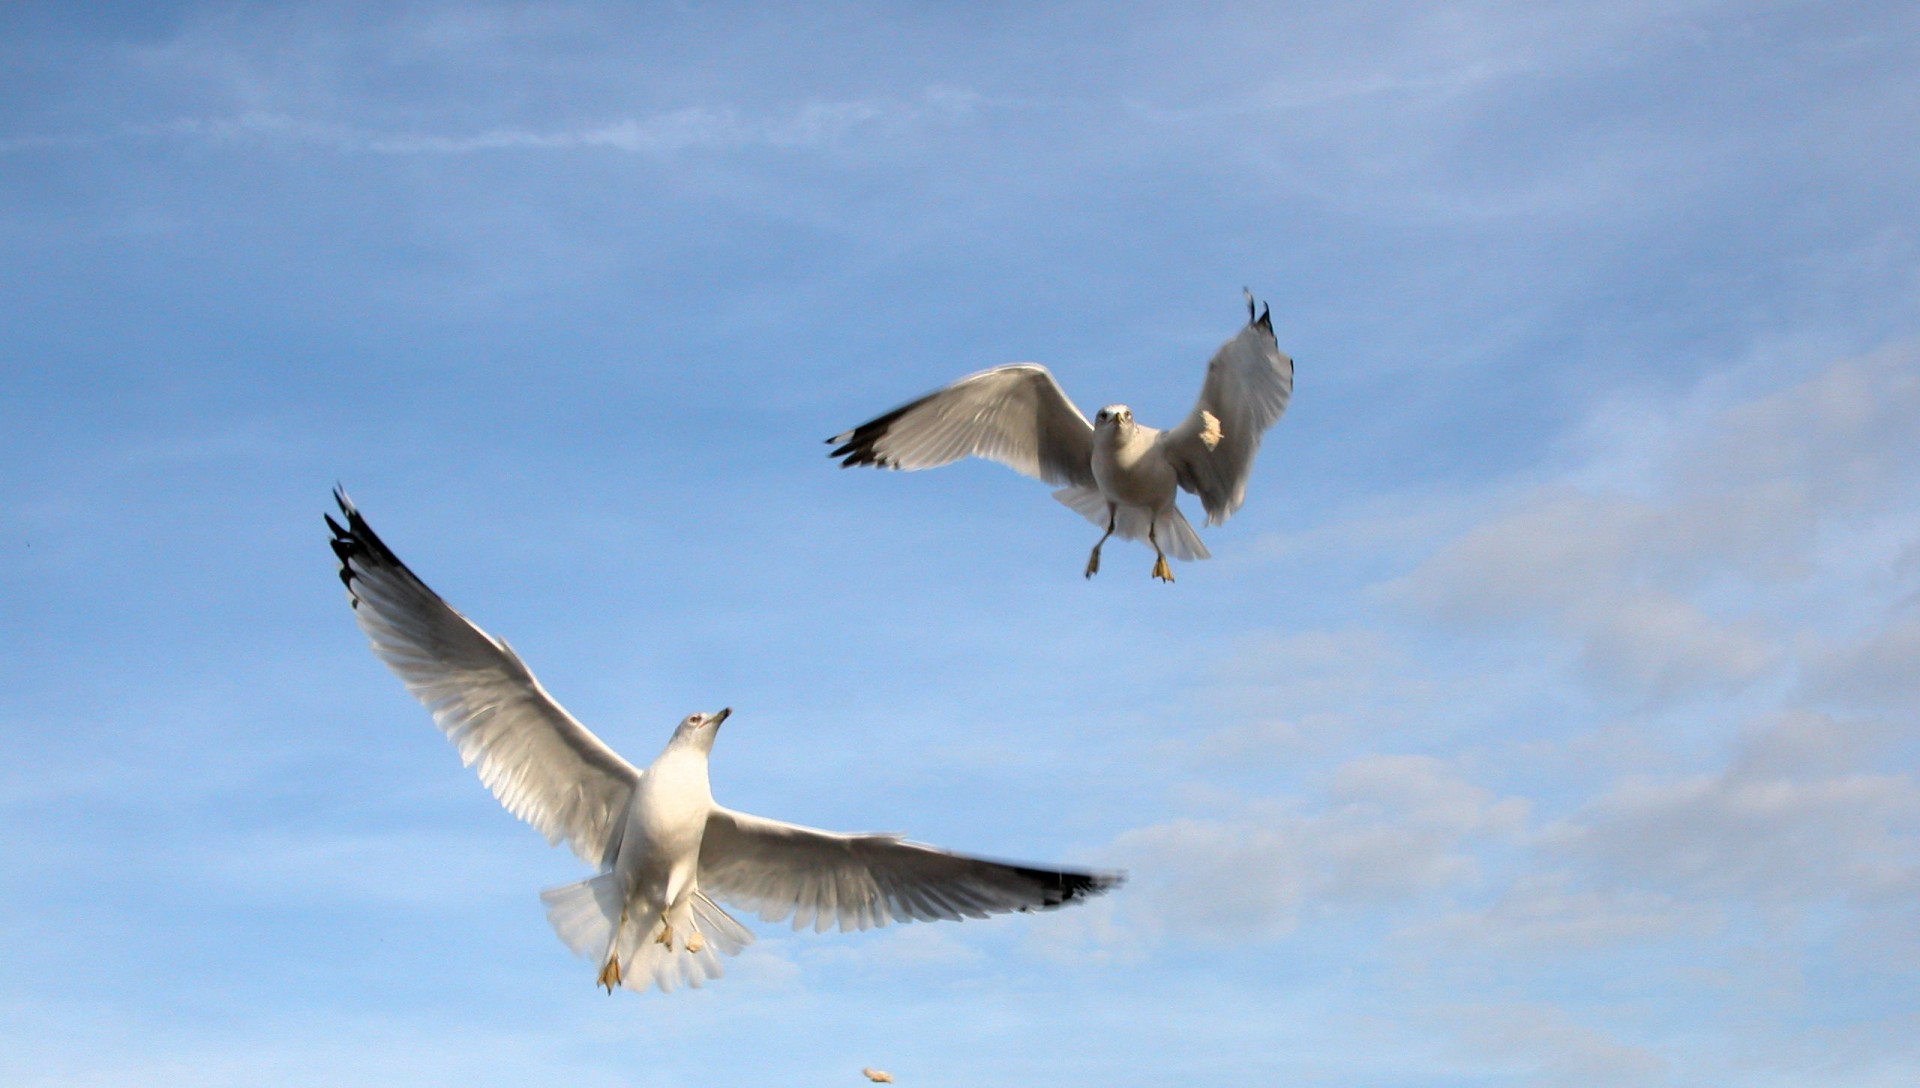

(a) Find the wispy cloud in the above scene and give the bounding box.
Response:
[1547,742,1920,908]
[1384,341,1920,704]
[0,89,988,158]
[1437,1001,1671,1088]
[1072,755,1527,948]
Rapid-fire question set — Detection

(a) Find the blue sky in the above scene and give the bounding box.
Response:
[3,2,1918,1085]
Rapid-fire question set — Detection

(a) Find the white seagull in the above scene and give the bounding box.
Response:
[829,293,1295,582]
[327,492,1121,994]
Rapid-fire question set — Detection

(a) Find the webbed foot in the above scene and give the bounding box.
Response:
[597,956,622,993]
[1151,555,1175,583]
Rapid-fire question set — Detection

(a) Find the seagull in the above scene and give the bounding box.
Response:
[828,292,1294,582]
[326,491,1122,993]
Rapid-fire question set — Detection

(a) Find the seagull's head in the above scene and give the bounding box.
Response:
[671,707,730,752]
[1094,405,1135,435]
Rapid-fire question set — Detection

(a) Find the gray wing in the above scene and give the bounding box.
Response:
[327,490,639,869]
[698,805,1123,932]
[828,364,1097,488]
[1162,298,1295,525]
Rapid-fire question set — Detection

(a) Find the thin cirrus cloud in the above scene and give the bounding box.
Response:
[1382,341,1920,704]
[0,91,988,158]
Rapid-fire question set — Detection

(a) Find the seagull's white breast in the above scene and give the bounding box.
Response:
[1092,424,1176,509]
[618,747,713,888]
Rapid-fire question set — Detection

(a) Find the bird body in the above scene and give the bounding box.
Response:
[830,293,1293,581]
[616,719,719,939]
[1077,407,1196,580]
[327,492,1122,994]
[1090,409,1175,510]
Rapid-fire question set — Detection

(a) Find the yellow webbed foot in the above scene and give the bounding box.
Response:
[1084,549,1102,579]
[685,930,705,954]
[1151,555,1175,583]
[597,956,622,993]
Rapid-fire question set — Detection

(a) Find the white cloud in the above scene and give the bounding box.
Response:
[0,90,987,159]
[1439,1002,1669,1088]
[1414,871,1720,955]
[358,91,982,155]
[1804,594,1920,713]
[1198,627,1455,756]
[1093,755,1525,946]
[1388,341,1920,705]
[1389,488,1785,701]
[0,83,990,162]
[1546,756,1919,908]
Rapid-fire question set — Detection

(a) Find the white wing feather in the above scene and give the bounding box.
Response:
[1162,308,1295,525]
[328,492,639,868]
[698,805,1122,932]
[829,364,1098,488]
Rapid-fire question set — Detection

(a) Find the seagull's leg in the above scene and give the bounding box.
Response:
[664,882,705,953]
[1085,503,1117,579]
[599,905,630,992]
[658,872,698,950]
[1149,519,1175,583]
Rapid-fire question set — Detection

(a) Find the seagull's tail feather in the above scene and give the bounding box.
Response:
[1051,487,1211,562]
[1052,485,1111,528]
[541,874,624,962]
[611,892,751,993]
[540,879,753,994]
[1153,505,1210,562]
[690,891,756,956]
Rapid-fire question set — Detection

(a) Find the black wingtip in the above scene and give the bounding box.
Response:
[326,490,442,617]
[1013,864,1127,910]
[326,488,413,601]
[826,402,918,470]
[326,503,359,599]
[1242,290,1273,333]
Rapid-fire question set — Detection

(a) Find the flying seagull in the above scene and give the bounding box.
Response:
[326,491,1121,993]
[828,292,1294,582]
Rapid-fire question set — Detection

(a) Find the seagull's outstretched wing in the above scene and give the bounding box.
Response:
[328,491,640,868]
[828,364,1098,488]
[1162,298,1295,525]
[698,806,1123,932]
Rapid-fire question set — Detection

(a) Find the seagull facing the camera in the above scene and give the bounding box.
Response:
[829,292,1294,582]
[327,491,1121,993]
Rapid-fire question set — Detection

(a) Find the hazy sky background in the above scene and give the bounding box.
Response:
[4,3,1918,1086]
